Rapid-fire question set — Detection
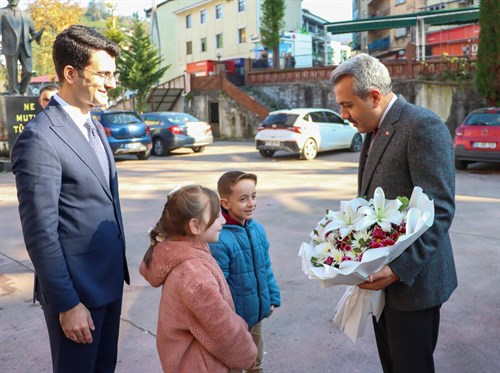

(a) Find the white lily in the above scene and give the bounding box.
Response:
[356,187,403,232]
[322,198,367,239]
[312,241,333,259]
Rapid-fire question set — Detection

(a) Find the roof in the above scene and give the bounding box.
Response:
[325,7,480,34]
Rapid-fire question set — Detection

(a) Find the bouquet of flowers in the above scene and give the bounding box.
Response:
[298,186,434,341]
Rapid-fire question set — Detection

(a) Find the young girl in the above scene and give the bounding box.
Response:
[140,185,257,373]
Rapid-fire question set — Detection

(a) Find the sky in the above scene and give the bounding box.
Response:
[6,0,352,23]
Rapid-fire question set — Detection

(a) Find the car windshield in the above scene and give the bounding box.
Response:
[465,112,500,126]
[104,112,143,125]
[261,113,298,127]
[165,113,198,125]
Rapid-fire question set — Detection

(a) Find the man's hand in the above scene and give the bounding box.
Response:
[59,303,95,344]
[358,265,399,291]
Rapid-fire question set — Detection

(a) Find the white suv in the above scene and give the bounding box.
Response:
[255,108,363,160]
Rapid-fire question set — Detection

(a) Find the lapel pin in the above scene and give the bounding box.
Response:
[385,131,390,136]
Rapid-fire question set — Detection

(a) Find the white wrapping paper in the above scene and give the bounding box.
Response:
[298,187,434,342]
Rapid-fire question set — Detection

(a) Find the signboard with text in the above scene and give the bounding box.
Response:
[0,96,42,157]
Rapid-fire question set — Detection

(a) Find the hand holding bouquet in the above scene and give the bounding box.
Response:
[298,186,434,341]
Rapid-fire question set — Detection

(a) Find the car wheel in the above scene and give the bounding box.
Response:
[153,138,167,156]
[137,149,151,160]
[349,133,363,152]
[300,138,318,160]
[259,149,275,158]
[455,159,469,170]
[192,146,205,153]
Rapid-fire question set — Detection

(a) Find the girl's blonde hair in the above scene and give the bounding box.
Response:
[143,185,220,268]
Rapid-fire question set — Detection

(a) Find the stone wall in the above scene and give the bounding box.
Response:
[188,80,486,140]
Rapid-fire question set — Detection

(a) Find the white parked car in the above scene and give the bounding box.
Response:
[255,108,363,160]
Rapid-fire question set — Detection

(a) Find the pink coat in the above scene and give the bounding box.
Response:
[140,239,257,373]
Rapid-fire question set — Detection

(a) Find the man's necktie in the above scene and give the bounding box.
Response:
[84,119,109,185]
[369,127,379,152]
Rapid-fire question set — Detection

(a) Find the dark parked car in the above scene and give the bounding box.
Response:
[91,110,152,160]
[454,107,500,169]
[141,112,213,156]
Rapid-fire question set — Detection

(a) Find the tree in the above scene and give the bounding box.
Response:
[475,0,499,106]
[118,19,169,113]
[103,2,126,100]
[28,0,85,77]
[260,0,285,69]
[85,0,109,21]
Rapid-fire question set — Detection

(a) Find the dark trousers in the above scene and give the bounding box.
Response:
[5,49,32,95]
[373,305,441,373]
[41,298,122,373]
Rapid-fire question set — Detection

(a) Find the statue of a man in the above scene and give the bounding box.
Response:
[0,0,42,95]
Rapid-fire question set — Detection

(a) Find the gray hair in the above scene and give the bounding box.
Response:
[330,54,392,98]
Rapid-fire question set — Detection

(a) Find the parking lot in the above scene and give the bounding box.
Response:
[1,141,499,372]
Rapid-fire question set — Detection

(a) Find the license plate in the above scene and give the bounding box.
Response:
[125,142,142,149]
[472,142,496,149]
[266,141,280,146]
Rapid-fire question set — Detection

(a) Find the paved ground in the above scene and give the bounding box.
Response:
[1,141,499,373]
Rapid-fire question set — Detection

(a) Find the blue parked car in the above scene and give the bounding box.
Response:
[91,110,152,160]
[141,112,213,156]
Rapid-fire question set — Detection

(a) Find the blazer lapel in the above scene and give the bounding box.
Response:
[46,103,113,200]
[360,95,406,197]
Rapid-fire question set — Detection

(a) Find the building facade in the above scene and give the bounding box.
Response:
[351,0,480,59]
[150,0,303,85]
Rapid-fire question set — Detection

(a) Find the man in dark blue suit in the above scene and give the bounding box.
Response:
[331,54,457,373]
[12,25,129,372]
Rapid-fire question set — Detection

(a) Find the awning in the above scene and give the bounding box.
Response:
[325,7,480,34]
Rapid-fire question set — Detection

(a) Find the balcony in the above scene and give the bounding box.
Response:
[368,36,390,53]
[369,8,390,17]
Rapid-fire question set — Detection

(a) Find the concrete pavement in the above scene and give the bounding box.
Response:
[1,141,499,372]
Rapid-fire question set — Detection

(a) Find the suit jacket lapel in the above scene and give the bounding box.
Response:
[360,95,406,197]
[46,103,113,200]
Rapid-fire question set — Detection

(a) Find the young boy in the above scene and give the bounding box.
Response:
[210,171,281,373]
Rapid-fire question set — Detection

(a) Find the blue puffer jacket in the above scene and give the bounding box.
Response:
[209,213,281,328]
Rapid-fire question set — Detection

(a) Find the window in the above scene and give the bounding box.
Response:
[201,38,207,52]
[186,14,192,28]
[238,0,246,12]
[143,115,161,126]
[200,9,207,24]
[395,0,406,4]
[395,28,408,38]
[238,28,246,44]
[429,4,446,10]
[215,4,222,19]
[323,111,344,124]
[216,33,223,49]
[186,41,192,55]
[310,112,325,123]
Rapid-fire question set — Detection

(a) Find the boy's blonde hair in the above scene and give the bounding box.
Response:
[217,171,257,198]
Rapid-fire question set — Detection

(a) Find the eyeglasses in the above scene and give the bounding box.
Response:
[80,67,120,84]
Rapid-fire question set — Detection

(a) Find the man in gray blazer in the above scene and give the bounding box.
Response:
[331,54,457,373]
[12,25,129,372]
[0,0,40,95]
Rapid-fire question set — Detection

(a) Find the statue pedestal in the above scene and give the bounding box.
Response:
[0,95,42,158]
